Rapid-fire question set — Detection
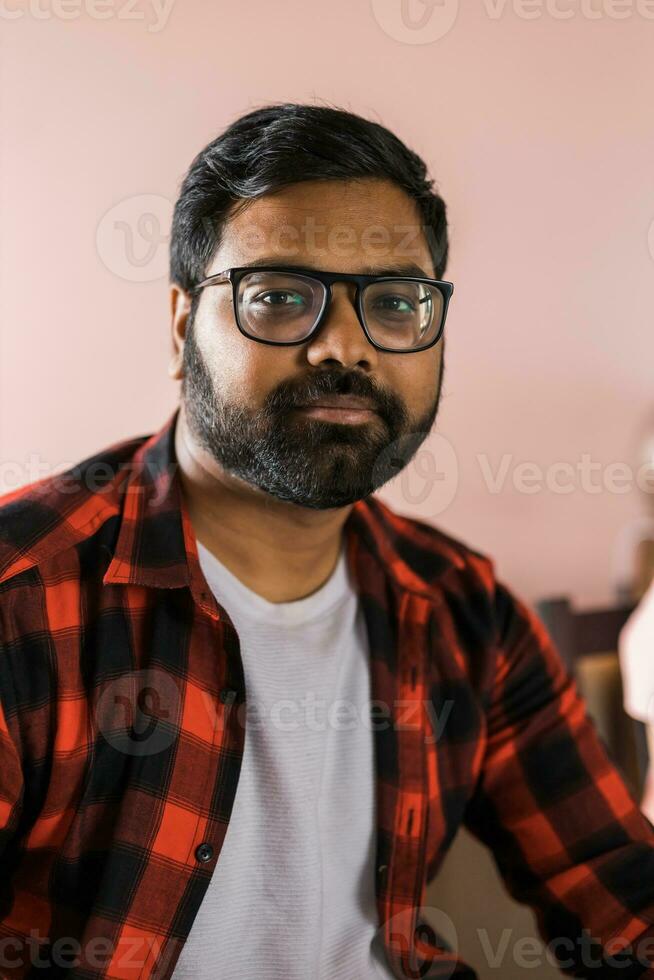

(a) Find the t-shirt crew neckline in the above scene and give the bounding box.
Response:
[195,538,352,627]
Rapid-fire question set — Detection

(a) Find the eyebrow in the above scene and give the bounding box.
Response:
[240,257,432,278]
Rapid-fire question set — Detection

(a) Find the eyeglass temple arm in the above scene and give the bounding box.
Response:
[190,271,230,293]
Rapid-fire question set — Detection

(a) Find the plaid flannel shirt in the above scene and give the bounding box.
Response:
[1,406,654,979]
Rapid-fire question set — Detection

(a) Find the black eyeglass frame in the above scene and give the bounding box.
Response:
[190,265,454,354]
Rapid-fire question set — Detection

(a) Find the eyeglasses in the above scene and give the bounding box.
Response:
[190,264,454,354]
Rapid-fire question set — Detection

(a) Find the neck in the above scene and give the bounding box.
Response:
[173,402,353,603]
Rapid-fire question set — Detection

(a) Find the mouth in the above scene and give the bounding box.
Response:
[294,395,379,424]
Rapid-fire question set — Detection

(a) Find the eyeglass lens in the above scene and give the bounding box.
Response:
[236,271,444,351]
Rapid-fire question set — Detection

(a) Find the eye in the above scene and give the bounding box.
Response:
[372,294,417,314]
[255,290,306,307]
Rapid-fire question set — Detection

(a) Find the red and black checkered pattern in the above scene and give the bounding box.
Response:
[0,407,653,978]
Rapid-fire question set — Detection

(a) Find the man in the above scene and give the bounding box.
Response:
[1,102,653,980]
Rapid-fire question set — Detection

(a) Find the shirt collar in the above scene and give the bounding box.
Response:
[103,405,465,611]
[0,405,465,606]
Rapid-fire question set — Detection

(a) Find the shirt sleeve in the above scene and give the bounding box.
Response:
[462,576,654,978]
[0,639,23,862]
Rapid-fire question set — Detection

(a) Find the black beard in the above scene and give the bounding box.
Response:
[181,324,444,510]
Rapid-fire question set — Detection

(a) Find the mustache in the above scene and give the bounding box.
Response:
[265,370,401,421]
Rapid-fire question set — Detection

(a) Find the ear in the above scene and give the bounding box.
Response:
[168,284,193,380]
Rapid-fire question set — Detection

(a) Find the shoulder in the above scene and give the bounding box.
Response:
[359,495,499,603]
[0,430,149,588]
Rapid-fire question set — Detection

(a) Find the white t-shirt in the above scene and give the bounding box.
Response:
[619,574,654,724]
[171,539,396,980]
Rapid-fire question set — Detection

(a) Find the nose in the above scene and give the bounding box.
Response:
[304,282,377,371]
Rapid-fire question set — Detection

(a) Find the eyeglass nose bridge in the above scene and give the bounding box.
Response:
[309,277,369,345]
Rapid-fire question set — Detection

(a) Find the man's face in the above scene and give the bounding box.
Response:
[174,177,446,510]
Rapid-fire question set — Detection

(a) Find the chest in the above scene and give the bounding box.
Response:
[7,580,489,970]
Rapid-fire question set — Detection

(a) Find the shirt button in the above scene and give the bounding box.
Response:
[195,842,214,863]
[219,688,238,704]
[377,863,388,885]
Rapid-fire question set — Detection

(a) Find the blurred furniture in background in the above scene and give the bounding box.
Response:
[426,596,649,979]
[537,596,648,799]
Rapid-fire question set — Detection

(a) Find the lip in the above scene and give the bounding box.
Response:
[294,396,378,424]
[297,395,376,411]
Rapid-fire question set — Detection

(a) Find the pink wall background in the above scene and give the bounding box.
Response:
[1,0,654,607]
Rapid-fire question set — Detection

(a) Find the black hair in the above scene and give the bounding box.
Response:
[169,101,449,320]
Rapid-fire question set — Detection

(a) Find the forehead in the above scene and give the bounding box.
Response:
[210,178,435,276]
